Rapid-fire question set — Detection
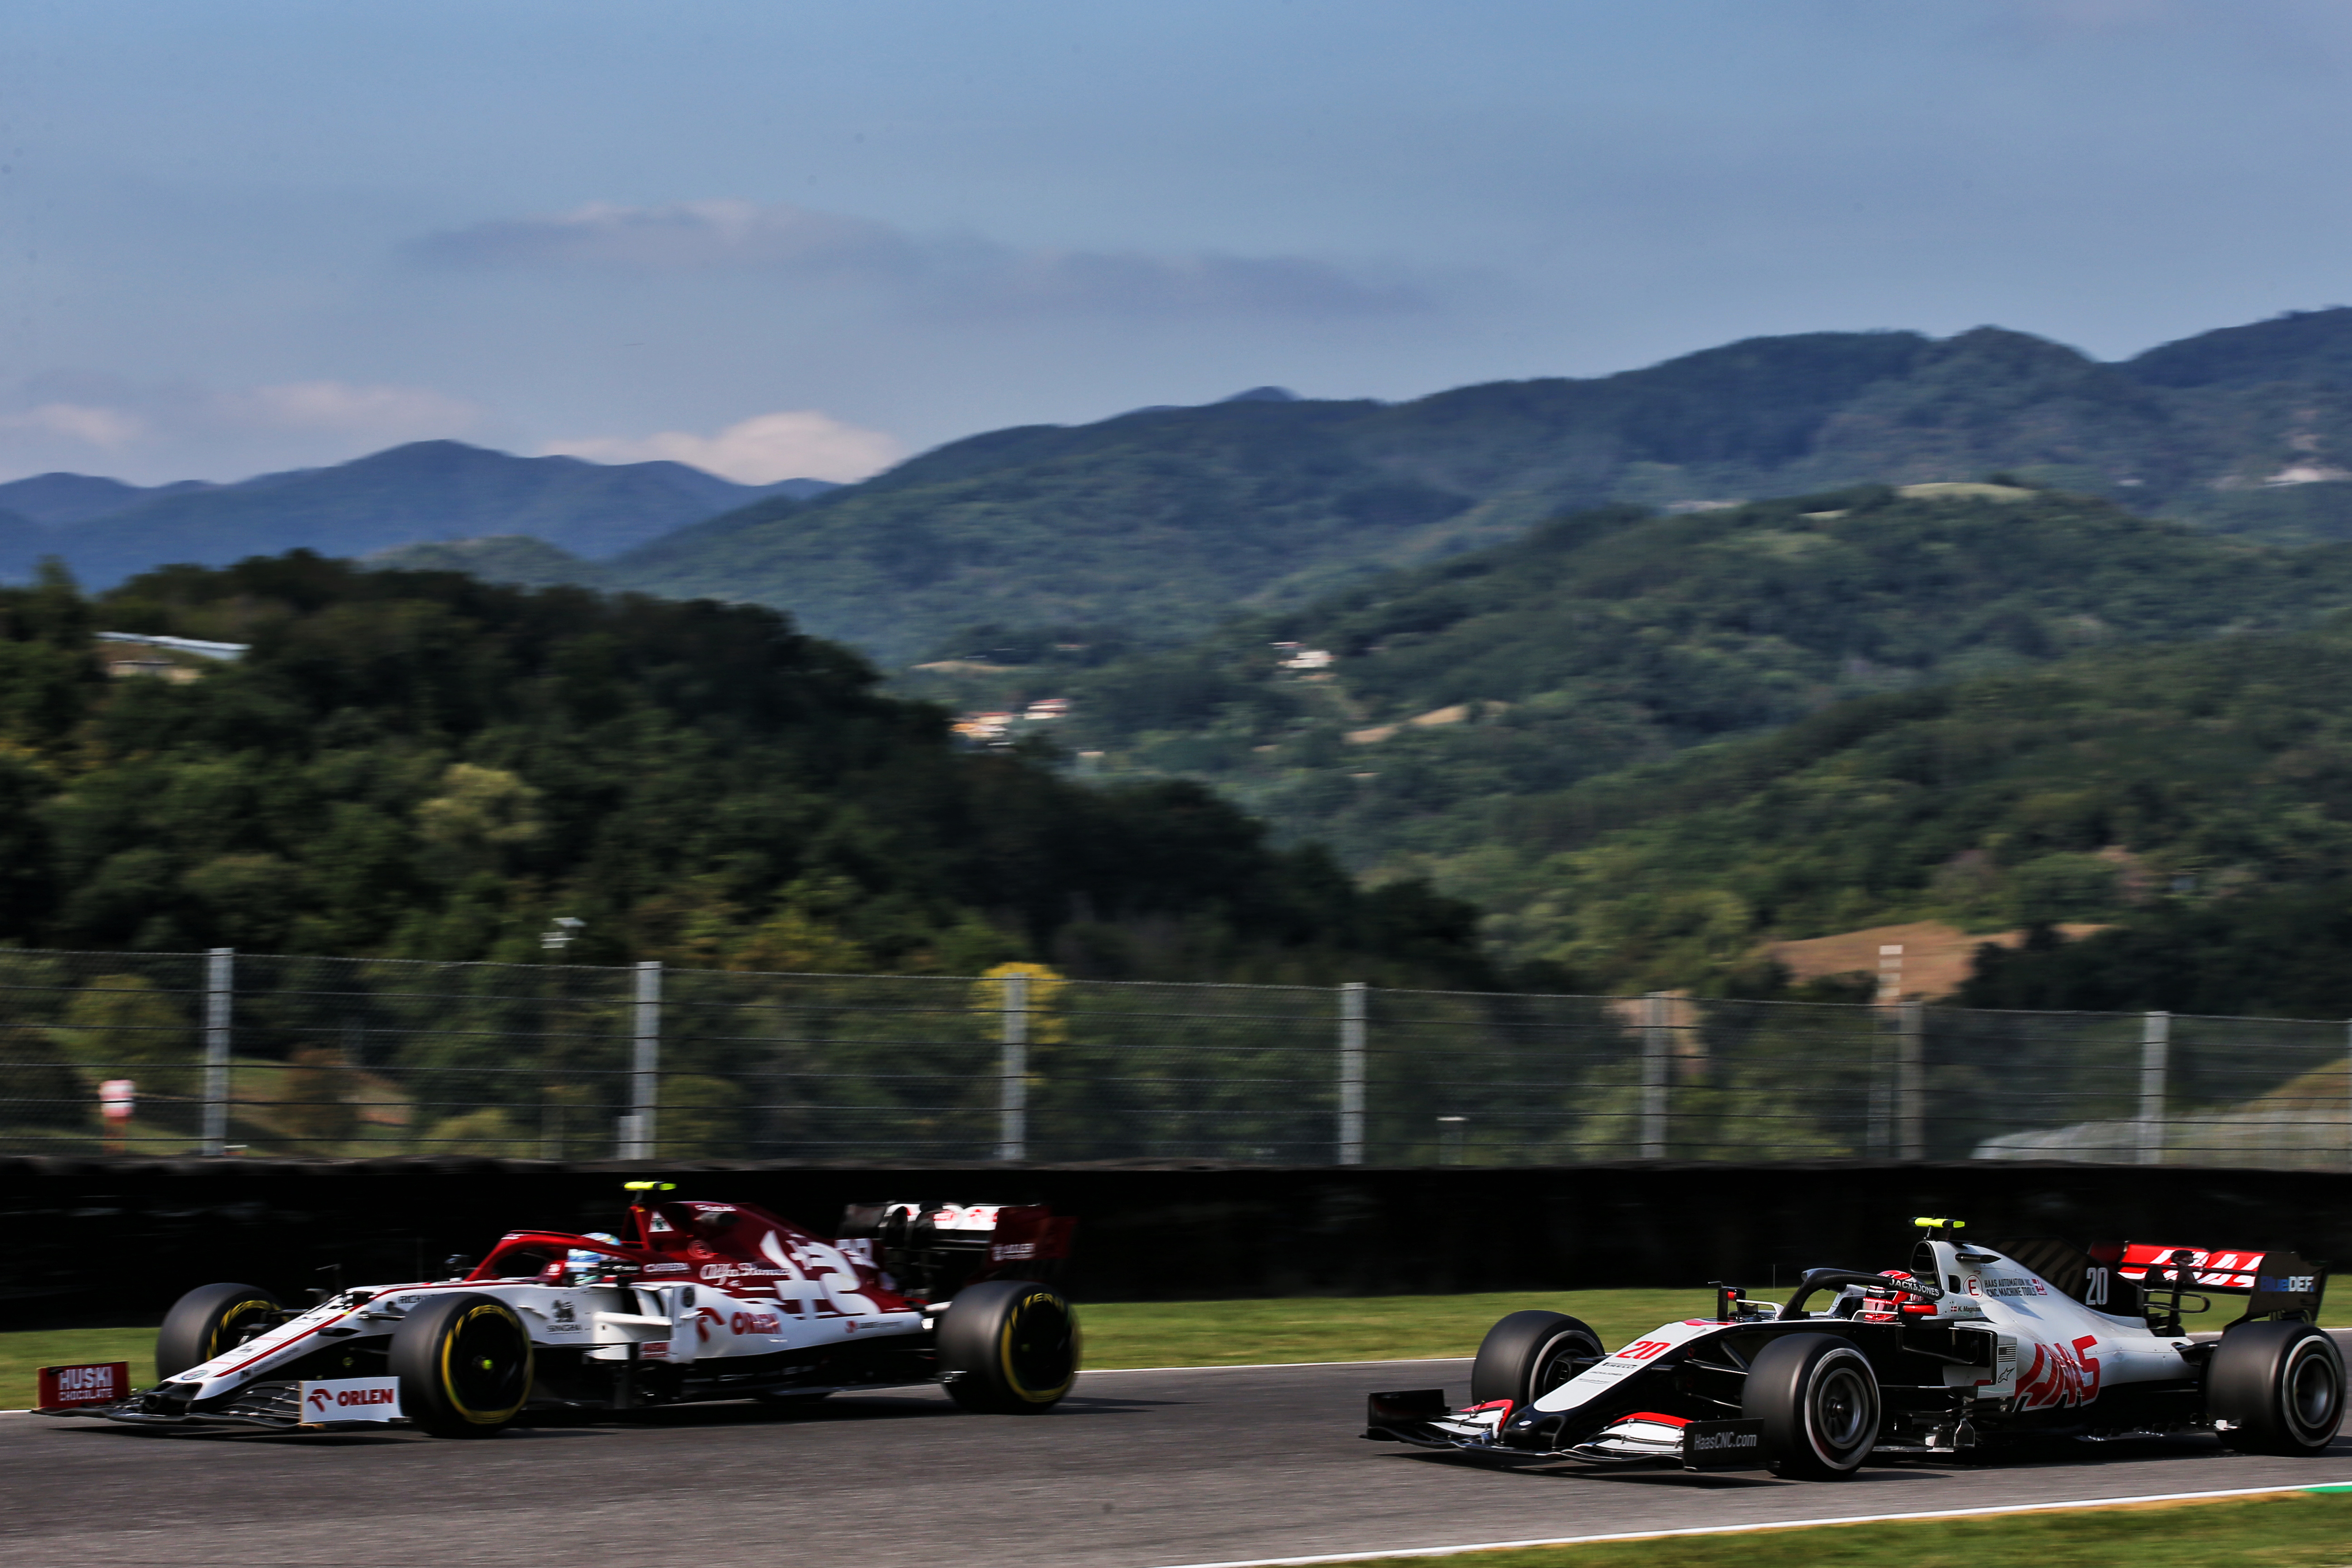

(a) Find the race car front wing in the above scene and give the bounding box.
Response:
[1365,1388,1767,1470]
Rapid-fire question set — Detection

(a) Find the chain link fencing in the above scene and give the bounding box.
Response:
[1,947,2346,1167]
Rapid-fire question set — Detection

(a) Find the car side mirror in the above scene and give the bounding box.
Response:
[444,1254,475,1279]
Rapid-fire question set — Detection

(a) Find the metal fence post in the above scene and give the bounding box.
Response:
[1339,982,1367,1166]
[998,972,1029,1162]
[202,947,232,1156]
[622,960,660,1159]
[2138,1010,2169,1166]
[1896,999,1925,1160]
[1641,992,1670,1159]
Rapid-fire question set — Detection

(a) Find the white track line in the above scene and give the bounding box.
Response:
[1149,1479,2352,1568]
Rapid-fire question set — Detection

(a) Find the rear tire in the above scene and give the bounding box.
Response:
[1469,1310,1604,1407]
[156,1282,283,1381]
[389,1293,533,1438]
[2210,1321,2345,1455]
[1743,1333,1879,1479]
[936,1280,1079,1413]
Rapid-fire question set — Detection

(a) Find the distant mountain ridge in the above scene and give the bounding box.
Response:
[23,307,2352,642]
[0,472,220,525]
[600,309,2352,663]
[0,442,836,588]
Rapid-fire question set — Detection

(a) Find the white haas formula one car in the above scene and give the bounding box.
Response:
[1366,1219,2343,1478]
[40,1184,1080,1436]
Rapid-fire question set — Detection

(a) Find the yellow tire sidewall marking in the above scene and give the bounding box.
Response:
[439,1303,531,1424]
[997,1291,1077,1404]
[209,1298,274,1361]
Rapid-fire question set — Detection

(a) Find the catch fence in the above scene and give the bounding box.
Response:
[0,949,2347,1168]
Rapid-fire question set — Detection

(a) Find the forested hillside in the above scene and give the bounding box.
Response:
[953,485,2352,877]
[0,557,1487,986]
[363,534,606,588]
[1421,628,2352,995]
[608,310,2352,660]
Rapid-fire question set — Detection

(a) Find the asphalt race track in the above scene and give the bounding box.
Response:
[2,1345,2347,1568]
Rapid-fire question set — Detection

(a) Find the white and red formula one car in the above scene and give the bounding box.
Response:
[1366,1219,2343,1478]
[39,1184,1080,1436]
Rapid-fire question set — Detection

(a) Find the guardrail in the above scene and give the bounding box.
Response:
[1,948,2347,1167]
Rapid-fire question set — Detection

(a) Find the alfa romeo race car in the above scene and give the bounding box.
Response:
[1365,1219,2343,1479]
[38,1184,1080,1436]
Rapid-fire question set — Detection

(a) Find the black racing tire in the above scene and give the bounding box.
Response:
[2210,1321,2345,1456]
[1743,1332,1880,1479]
[936,1279,1080,1413]
[156,1282,283,1381]
[1469,1310,1605,1408]
[389,1292,534,1438]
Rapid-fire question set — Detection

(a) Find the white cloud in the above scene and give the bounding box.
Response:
[0,402,146,449]
[541,409,905,484]
[412,200,1431,320]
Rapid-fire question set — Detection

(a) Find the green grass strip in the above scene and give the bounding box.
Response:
[0,1326,157,1409]
[1078,1289,1704,1370]
[0,1290,1704,1406]
[1167,1490,2352,1568]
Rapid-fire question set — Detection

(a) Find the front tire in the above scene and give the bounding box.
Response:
[2210,1321,2345,1455]
[389,1293,534,1438]
[1469,1310,1603,1407]
[1744,1333,1880,1479]
[936,1280,1079,1413]
[156,1282,283,1381]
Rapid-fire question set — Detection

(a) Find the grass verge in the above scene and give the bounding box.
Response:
[1077,1289,1704,1370]
[1286,1490,2352,1568]
[0,1326,156,1408]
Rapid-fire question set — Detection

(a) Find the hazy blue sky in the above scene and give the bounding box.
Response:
[7,0,2352,483]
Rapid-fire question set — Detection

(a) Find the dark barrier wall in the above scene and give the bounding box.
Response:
[5,1155,2348,1329]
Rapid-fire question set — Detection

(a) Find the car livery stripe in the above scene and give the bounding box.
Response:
[203,1318,336,1380]
[1145,1480,2352,1568]
[202,1282,479,1381]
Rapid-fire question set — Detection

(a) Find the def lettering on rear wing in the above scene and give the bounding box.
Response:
[2117,1243,2327,1320]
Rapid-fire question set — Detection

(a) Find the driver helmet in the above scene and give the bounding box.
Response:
[566,1231,624,1269]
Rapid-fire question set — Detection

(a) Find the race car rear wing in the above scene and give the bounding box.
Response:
[836,1201,1077,1301]
[2117,1242,2327,1325]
